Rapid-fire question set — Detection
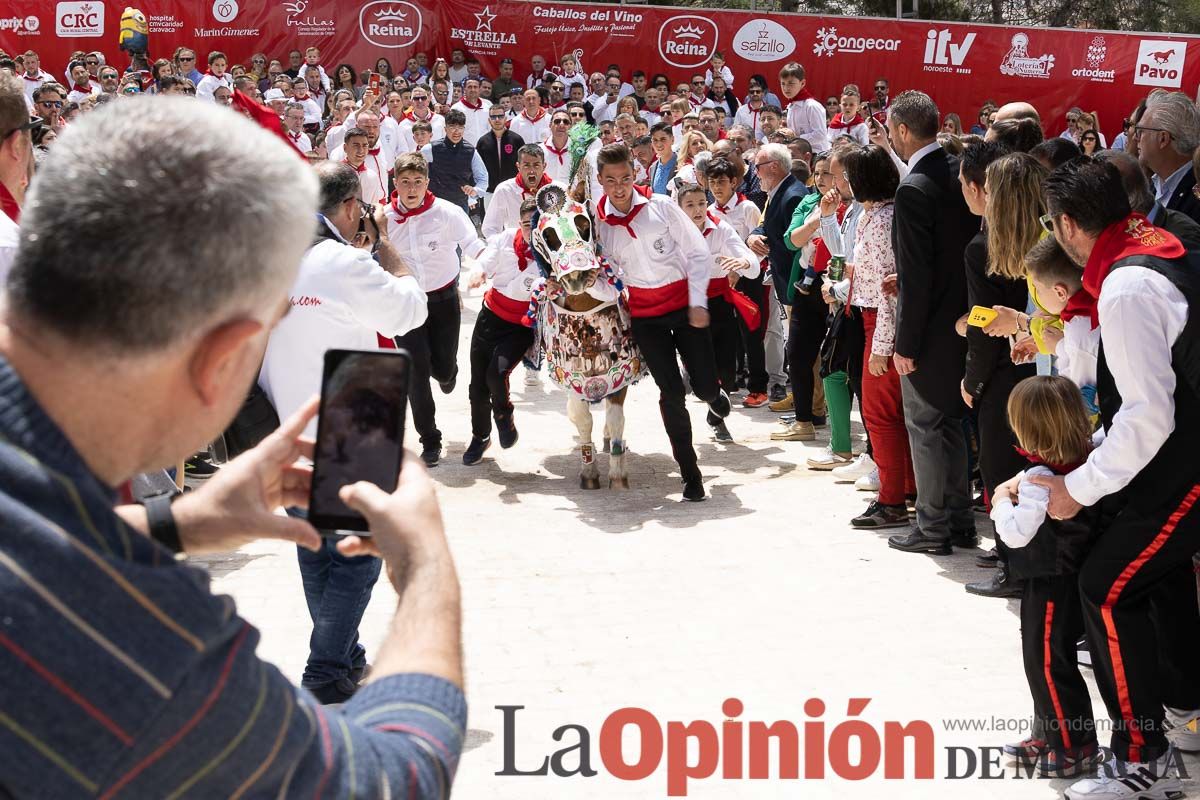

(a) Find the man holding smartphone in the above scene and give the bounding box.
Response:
[260,161,429,704]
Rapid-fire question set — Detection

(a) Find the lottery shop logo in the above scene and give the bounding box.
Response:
[359,0,421,49]
[999,32,1056,79]
[658,15,718,70]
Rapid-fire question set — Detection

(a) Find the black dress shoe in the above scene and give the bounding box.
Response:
[306,677,358,705]
[462,436,491,465]
[965,568,1024,598]
[976,548,1000,568]
[495,415,519,449]
[438,372,457,395]
[950,528,980,548]
[811,415,827,427]
[888,529,952,555]
[421,445,443,467]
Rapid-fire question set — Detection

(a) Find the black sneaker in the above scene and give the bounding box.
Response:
[950,527,980,549]
[681,476,706,502]
[306,676,358,705]
[495,415,519,449]
[769,384,788,403]
[184,453,219,482]
[349,662,371,684]
[438,371,457,394]
[421,445,443,467]
[711,421,733,442]
[708,389,732,419]
[462,436,491,466]
[851,501,910,529]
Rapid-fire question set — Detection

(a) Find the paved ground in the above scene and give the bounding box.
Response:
[199,292,1198,799]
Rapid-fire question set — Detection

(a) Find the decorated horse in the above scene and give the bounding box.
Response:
[526,127,646,489]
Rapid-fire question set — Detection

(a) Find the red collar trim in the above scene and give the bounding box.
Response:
[514,228,532,270]
[461,98,483,110]
[715,193,745,214]
[0,182,20,224]
[829,113,864,130]
[1015,447,1084,475]
[345,159,366,173]
[519,172,552,197]
[543,140,568,164]
[391,190,436,222]
[701,211,721,237]
[522,108,546,123]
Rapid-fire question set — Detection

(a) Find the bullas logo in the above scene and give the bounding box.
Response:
[999,32,1055,79]
[1073,35,1114,83]
[283,0,335,35]
[56,1,104,37]
[359,0,420,48]
[732,19,795,63]
[812,25,900,58]
[212,0,238,23]
[922,29,974,74]
[658,15,718,69]
[1135,40,1187,88]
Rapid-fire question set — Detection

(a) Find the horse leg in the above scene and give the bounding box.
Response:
[567,395,600,490]
[606,388,629,489]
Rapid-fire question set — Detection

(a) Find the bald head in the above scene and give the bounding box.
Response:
[993,102,1041,125]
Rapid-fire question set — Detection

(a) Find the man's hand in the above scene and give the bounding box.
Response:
[461,185,477,197]
[819,187,841,217]
[333,455,448,568]
[868,353,890,377]
[820,280,836,305]
[688,306,710,328]
[372,203,390,237]
[747,234,770,257]
[170,398,323,555]
[960,379,974,409]
[881,273,898,297]
[893,354,916,375]
[1026,474,1083,520]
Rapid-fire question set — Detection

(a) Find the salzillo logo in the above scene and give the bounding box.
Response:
[658,15,719,70]
[999,32,1055,79]
[732,19,796,64]
[212,0,238,23]
[56,1,104,37]
[1073,35,1114,83]
[1134,40,1187,88]
[922,29,975,74]
[813,26,900,58]
[359,1,421,49]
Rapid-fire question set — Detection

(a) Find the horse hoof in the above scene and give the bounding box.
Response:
[609,477,629,490]
[581,476,601,490]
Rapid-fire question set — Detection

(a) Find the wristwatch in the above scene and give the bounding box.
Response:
[143,492,184,555]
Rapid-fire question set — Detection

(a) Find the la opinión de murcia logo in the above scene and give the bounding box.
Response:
[450,5,517,54]
[999,32,1055,79]
[812,26,901,58]
[922,29,975,74]
[732,19,796,63]
[56,1,104,37]
[1134,39,1187,88]
[359,1,421,49]
[1073,35,1115,82]
[658,15,719,69]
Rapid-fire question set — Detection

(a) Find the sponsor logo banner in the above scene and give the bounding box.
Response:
[0,15,40,35]
[284,0,335,36]
[923,29,975,74]
[1134,39,1187,88]
[1073,35,1115,83]
[360,0,421,48]
[999,32,1055,78]
[731,19,796,63]
[812,25,900,58]
[56,1,104,37]
[658,14,718,69]
[450,5,518,55]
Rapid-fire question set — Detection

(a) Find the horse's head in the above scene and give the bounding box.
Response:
[532,183,601,296]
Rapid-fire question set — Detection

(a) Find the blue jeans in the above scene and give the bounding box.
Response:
[289,510,382,689]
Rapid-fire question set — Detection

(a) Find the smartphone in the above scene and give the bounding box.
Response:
[967,305,999,328]
[307,348,411,533]
[368,72,381,94]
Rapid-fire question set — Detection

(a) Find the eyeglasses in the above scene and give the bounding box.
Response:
[1133,125,1171,139]
[252,58,266,64]
[1039,213,1057,234]
[489,114,506,120]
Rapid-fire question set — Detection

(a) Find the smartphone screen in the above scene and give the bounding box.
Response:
[369,72,381,94]
[308,349,410,533]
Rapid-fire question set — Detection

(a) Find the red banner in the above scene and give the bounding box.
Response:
[2,0,1197,140]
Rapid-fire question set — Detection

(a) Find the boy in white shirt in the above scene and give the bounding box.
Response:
[778,62,830,153]
[828,84,870,145]
[195,51,234,101]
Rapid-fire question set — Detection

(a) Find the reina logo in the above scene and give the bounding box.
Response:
[658,15,719,69]
[1073,35,1115,83]
[732,19,796,64]
[999,32,1055,79]
[359,0,420,49]
[1134,40,1187,88]
[56,1,105,37]
[922,29,975,74]
[812,26,900,58]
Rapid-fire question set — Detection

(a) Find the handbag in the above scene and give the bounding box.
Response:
[221,383,280,459]
[818,303,852,379]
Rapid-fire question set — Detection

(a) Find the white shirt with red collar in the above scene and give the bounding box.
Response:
[733,102,767,141]
[329,143,392,187]
[688,94,715,111]
[525,69,555,90]
[385,191,485,292]
[641,109,663,128]
[285,129,312,154]
[541,138,572,184]
[509,108,550,145]
[700,213,760,280]
[478,227,541,323]
[66,82,100,105]
[709,193,762,243]
[345,159,386,204]
[559,72,588,93]
[482,173,552,238]
[828,112,869,145]
[380,116,416,158]
[292,95,323,125]
[398,110,445,144]
[786,93,831,152]
[595,186,711,317]
[21,70,54,108]
[451,97,493,146]
[195,72,233,101]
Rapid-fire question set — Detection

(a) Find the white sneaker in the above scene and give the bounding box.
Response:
[806,448,853,470]
[832,452,876,482]
[1064,753,1184,800]
[1165,707,1200,752]
[854,468,880,493]
[524,366,540,386]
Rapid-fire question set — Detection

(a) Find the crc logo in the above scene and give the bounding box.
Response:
[1135,40,1187,88]
[998,32,1055,79]
[922,29,975,74]
[213,0,238,23]
[658,15,718,69]
[1073,35,1115,83]
[732,19,796,63]
[56,1,104,37]
[812,25,900,58]
[359,1,421,49]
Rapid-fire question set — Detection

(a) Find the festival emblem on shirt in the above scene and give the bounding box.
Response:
[652,237,667,255]
[1125,215,1167,247]
[999,32,1056,79]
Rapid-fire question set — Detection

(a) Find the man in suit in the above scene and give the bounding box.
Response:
[1137,91,1200,225]
[884,90,982,555]
[1101,148,1200,250]
[747,144,815,439]
[477,105,525,195]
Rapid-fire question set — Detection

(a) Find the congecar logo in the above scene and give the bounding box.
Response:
[658,15,718,70]
[359,0,421,49]
[1134,40,1187,88]
[812,26,900,58]
[56,1,104,37]
[731,20,795,63]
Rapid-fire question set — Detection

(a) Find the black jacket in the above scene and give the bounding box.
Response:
[1164,167,1200,226]
[1005,461,1098,581]
[963,229,1033,400]
[751,174,809,304]
[892,145,980,414]
[476,129,525,193]
[1155,203,1200,250]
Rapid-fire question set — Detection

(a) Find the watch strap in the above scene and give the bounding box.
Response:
[144,492,183,554]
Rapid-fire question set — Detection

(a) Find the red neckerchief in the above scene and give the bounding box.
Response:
[522,108,546,124]
[549,101,567,110]
[204,70,224,79]
[404,110,432,123]
[22,73,42,83]
[701,211,721,237]
[461,98,483,110]
[794,89,814,102]
[1015,447,1084,475]
[530,70,546,84]
[391,189,436,222]
[514,228,532,271]
[543,139,568,165]
[519,172,552,198]
[596,184,652,239]
[71,82,92,93]
[1058,289,1097,329]
[0,182,20,224]
[345,159,366,173]
[1080,212,1185,328]
[288,131,303,142]
[368,146,381,156]
[829,112,864,130]
[715,193,746,214]
[689,94,705,107]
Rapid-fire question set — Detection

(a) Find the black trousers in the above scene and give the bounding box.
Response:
[841,305,872,458]
[468,306,534,439]
[1079,487,1200,761]
[709,295,740,393]
[1020,575,1096,753]
[394,288,461,449]
[735,276,769,394]
[630,308,721,482]
[788,289,829,421]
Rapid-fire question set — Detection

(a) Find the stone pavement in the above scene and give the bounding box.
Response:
[200,293,1199,799]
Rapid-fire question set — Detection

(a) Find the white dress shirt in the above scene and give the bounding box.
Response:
[380,116,416,157]
[786,97,830,152]
[478,228,541,322]
[709,193,762,242]
[1064,266,1189,507]
[21,70,55,108]
[329,144,391,187]
[385,196,485,291]
[482,176,546,238]
[0,207,18,288]
[702,215,760,280]
[906,140,942,172]
[541,139,572,184]
[509,109,551,144]
[398,111,445,144]
[195,73,233,101]
[66,84,100,105]
[704,65,735,89]
[292,95,323,125]
[733,102,767,141]
[1055,316,1101,391]
[285,130,312,154]
[258,217,429,438]
[451,98,493,146]
[346,161,387,204]
[1153,162,1193,210]
[324,121,348,154]
[589,95,622,125]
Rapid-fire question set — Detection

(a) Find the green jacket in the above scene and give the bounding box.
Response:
[782,192,821,303]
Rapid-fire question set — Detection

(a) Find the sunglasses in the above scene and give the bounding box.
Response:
[748,89,763,95]
[38,100,63,108]
[692,80,705,85]
[412,96,428,102]
[85,59,99,65]
[1039,213,1057,234]
[253,58,265,63]
[1,115,42,141]
[552,119,570,125]
[179,56,195,62]
[875,85,887,90]
[489,115,507,120]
